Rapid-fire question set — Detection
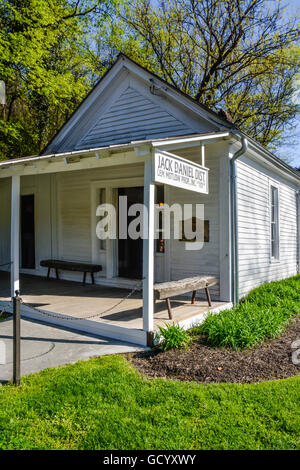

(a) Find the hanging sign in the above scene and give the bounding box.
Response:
[153,150,209,194]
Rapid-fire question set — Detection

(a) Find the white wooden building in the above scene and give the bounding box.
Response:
[0,55,299,346]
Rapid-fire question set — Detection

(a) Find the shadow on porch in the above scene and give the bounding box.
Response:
[0,271,228,333]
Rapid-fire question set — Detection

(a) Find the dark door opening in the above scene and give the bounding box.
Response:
[118,187,143,279]
[21,194,35,269]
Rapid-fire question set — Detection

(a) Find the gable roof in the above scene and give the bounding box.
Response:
[34,53,298,183]
[42,54,230,155]
[74,85,194,150]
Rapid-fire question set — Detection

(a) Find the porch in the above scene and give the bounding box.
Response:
[0,271,230,345]
[0,133,234,346]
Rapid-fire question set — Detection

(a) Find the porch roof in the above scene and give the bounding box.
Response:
[1,129,299,184]
[0,131,230,171]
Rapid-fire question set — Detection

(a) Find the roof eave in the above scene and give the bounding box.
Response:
[0,132,230,169]
[232,131,300,183]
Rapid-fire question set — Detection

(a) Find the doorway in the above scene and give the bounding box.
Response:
[118,187,143,279]
[21,194,35,269]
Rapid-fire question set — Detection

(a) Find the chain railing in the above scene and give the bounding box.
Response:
[0,261,12,268]
[0,261,12,316]
[0,270,144,321]
[18,278,144,321]
[0,303,12,317]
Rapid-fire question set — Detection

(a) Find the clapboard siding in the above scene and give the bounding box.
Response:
[166,143,223,299]
[237,157,298,298]
[44,60,216,155]
[0,175,53,275]
[1,145,299,304]
[55,145,223,292]
[76,86,193,150]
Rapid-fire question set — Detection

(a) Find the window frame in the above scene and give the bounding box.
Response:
[269,182,280,262]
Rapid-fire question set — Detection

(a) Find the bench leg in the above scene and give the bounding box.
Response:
[91,272,95,284]
[205,286,212,307]
[55,268,59,280]
[47,267,50,279]
[83,272,86,285]
[191,290,197,304]
[165,298,173,320]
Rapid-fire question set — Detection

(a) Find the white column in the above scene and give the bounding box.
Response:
[143,156,155,332]
[297,191,300,274]
[106,186,115,279]
[11,175,20,299]
[201,143,205,167]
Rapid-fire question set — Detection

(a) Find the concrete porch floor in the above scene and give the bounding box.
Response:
[0,271,227,331]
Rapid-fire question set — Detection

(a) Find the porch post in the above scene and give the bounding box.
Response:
[143,156,155,334]
[11,175,20,299]
[200,143,205,167]
[297,190,300,274]
[106,186,115,279]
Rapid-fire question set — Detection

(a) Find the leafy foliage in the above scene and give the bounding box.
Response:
[0,0,299,159]
[0,0,115,160]
[198,275,300,350]
[157,322,191,350]
[105,0,300,149]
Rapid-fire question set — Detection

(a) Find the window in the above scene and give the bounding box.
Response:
[180,219,210,243]
[270,185,279,260]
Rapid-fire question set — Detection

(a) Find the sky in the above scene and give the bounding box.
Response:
[277,0,300,168]
[278,121,300,169]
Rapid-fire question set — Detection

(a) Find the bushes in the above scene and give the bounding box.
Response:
[0,313,10,322]
[156,276,300,351]
[157,323,191,351]
[198,275,300,350]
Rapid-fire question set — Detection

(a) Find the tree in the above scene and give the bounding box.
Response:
[0,0,114,160]
[104,0,300,149]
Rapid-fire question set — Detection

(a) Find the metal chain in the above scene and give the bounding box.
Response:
[0,302,12,317]
[0,262,13,315]
[19,279,144,321]
[0,261,12,268]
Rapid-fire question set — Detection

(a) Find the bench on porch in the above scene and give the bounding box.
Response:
[153,275,217,320]
[40,259,102,285]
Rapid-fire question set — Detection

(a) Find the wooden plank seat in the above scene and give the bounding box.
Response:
[153,276,217,320]
[40,259,102,285]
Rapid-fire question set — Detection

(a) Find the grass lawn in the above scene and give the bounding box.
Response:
[0,355,299,450]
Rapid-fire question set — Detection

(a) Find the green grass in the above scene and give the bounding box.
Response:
[196,275,300,350]
[0,355,299,450]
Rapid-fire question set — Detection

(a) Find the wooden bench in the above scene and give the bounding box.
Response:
[40,259,102,285]
[153,276,217,320]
